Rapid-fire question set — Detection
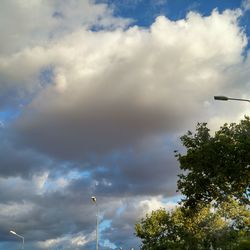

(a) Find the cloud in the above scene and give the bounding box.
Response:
[0,131,55,178]
[101,196,178,248]
[37,232,95,250]
[0,0,130,55]
[0,169,176,249]
[89,139,179,197]
[0,0,131,108]
[242,0,250,11]
[0,174,98,243]
[9,9,247,161]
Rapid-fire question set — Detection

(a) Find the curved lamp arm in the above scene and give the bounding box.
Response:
[10,230,24,249]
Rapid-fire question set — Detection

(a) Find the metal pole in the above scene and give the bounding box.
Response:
[91,197,99,250]
[96,202,99,250]
[16,233,24,250]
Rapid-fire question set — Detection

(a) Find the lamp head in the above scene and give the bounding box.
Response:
[214,96,228,101]
[91,196,96,203]
[10,230,17,235]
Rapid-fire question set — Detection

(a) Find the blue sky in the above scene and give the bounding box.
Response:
[0,0,250,249]
[101,0,241,22]
[100,1,249,28]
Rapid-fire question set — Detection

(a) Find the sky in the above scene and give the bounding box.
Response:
[0,0,250,249]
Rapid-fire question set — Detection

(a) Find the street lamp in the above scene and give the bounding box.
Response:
[10,230,24,250]
[214,96,250,102]
[91,196,99,250]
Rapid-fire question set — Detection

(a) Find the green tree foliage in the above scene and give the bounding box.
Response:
[175,116,250,207]
[135,208,179,250]
[135,117,250,249]
[135,200,250,250]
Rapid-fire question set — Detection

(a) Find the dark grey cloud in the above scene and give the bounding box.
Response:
[0,176,97,243]
[0,131,55,179]
[0,145,178,248]
[13,87,198,160]
[91,142,179,197]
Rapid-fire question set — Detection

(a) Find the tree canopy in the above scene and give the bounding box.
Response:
[135,200,250,250]
[135,117,250,249]
[175,116,250,207]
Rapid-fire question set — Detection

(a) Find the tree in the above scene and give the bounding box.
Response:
[135,117,250,249]
[135,208,181,250]
[175,116,250,207]
[135,200,250,250]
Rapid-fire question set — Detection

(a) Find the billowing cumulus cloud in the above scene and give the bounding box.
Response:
[11,9,247,160]
[1,0,250,249]
[0,0,131,108]
[0,0,130,55]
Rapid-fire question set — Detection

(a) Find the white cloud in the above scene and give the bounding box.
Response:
[242,0,250,11]
[10,9,248,159]
[32,170,84,193]
[37,232,95,249]
[0,0,131,55]
[99,196,179,249]
[0,121,4,128]
[0,0,132,108]
[156,0,167,5]
[0,201,34,218]
[33,172,49,191]
[139,197,177,214]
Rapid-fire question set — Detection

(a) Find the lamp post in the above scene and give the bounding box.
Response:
[214,96,250,103]
[91,196,99,250]
[10,230,24,250]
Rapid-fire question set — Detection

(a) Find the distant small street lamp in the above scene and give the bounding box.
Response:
[10,230,24,250]
[214,96,250,103]
[91,196,99,250]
